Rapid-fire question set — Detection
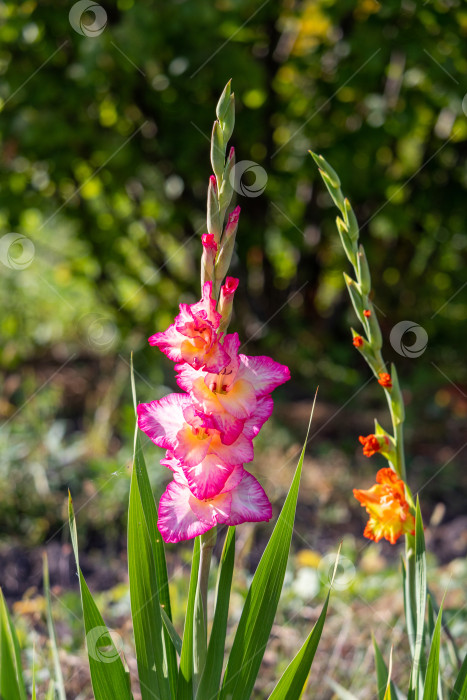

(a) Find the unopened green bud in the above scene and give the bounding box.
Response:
[218,147,235,215]
[221,93,235,143]
[309,151,341,188]
[215,206,241,286]
[344,198,359,242]
[389,363,405,423]
[216,80,232,122]
[211,120,225,180]
[336,216,357,265]
[344,273,365,320]
[207,176,221,241]
[357,245,371,295]
[320,170,345,213]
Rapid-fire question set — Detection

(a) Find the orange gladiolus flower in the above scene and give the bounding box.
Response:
[378,372,392,389]
[353,468,415,545]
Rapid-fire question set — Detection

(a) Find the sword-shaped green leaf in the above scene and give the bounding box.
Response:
[128,458,171,699]
[68,494,133,700]
[0,587,26,700]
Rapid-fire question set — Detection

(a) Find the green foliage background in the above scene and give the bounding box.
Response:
[1,0,466,552]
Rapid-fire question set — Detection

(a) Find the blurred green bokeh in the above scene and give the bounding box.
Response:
[1,0,466,551]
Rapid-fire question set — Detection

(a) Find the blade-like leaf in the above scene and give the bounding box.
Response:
[196,527,236,699]
[383,648,393,700]
[402,555,416,658]
[68,493,133,700]
[32,646,37,700]
[161,608,182,657]
[0,587,27,700]
[326,678,360,699]
[267,592,329,699]
[177,536,200,699]
[410,498,427,696]
[128,461,171,699]
[374,636,394,700]
[449,653,467,700]
[131,355,178,695]
[423,602,443,700]
[220,396,317,700]
[43,553,66,700]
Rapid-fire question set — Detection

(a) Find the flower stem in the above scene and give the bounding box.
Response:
[193,527,216,693]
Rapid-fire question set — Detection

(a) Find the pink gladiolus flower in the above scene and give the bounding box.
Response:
[157,464,272,543]
[176,332,290,420]
[148,282,229,373]
[137,393,254,466]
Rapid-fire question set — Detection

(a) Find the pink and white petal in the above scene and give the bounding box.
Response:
[220,465,245,493]
[188,491,231,526]
[189,377,223,414]
[210,411,245,446]
[221,333,241,373]
[160,451,180,472]
[236,355,291,397]
[182,454,234,500]
[148,325,183,362]
[180,336,209,370]
[174,304,196,336]
[201,340,230,374]
[216,379,256,419]
[174,424,212,467]
[158,481,215,543]
[227,472,272,525]
[137,394,190,449]
[175,362,203,393]
[242,396,274,440]
[211,432,254,465]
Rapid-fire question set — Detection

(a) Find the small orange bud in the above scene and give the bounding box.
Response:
[353,335,364,348]
[378,372,392,389]
[363,309,371,318]
[359,434,383,457]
